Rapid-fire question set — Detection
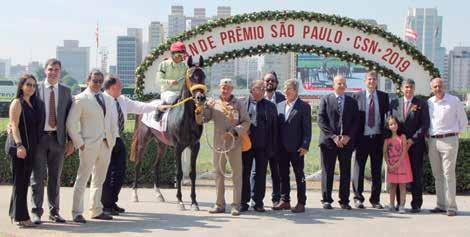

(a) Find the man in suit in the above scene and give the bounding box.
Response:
[390,79,429,213]
[67,69,117,223]
[352,71,389,209]
[102,75,159,215]
[272,79,312,213]
[30,58,73,224]
[240,80,278,212]
[318,75,359,210]
[263,71,285,207]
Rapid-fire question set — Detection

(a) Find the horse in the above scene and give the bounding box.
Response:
[129,56,207,211]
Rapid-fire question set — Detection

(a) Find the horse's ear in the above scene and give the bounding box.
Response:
[187,56,194,68]
[198,56,204,67]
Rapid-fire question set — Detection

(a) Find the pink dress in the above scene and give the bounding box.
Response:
[386,135,413,184]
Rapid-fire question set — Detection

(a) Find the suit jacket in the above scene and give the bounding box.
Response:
[277,98,312,152]
[202,95,251,150]
[353,90,389,139]
[37,82,73,145]
[318,93,359,149]
[66,88,117,149]
[390,97,429,144]
[274,91,286,104]
[240,97,278,156]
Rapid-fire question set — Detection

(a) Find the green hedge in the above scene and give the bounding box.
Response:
[423,139,470,194]
[0,131,176,188]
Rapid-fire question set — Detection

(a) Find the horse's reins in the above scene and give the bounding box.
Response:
[168,69,207,111]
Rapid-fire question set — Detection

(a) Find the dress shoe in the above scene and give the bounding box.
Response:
[429,207,446,213]
[447,210,457,216]
[410,208,421,213]
[231,208,240,216]
[272,201,291,210]
[114,205,125,213]
[371,203,384,209]
[31,213,41,225]
[322,202,333,209]
[49,213,66,223]
[340,204,352,210]
[291,204,305,213]
[354,200,365,209]
[92,213,113,220]
[253,206,266,212]
[240,204,249,212]
[17,219,36,228]
[272,201,280,208]
[103,208,120,216]
[208,207,225,214]
[73,215,87,223]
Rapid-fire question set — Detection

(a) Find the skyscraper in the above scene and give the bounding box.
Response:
[56,40,90,81]
[210,6,234,86]
[216,6,231,19]
[190,8,208,29]
[447,47,470,91]
[263,53,294,85]
[148,21,164,51]
[168,5,186,38]
[235,57,260,88]
[117,35,137,86]
[127,28,143,65]
[405,8,446,76]
[0,58,11,78]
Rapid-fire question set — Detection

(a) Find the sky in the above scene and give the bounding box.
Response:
[1,0,469,68]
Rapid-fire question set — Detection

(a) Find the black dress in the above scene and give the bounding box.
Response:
[9,98,41,222]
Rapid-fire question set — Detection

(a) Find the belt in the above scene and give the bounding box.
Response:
[430,133,457,139]
[43,131,57,136]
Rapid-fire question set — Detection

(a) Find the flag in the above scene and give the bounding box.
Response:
[95,23,99,49]
[405,18,417,41]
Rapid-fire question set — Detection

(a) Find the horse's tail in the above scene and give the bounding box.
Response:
[129,114,142,162]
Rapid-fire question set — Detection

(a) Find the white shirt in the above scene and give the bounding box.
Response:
[104,92,158,137]
[285,97,298,118]
[43,79,59,131]
[265,92,277,104]
[428,93,468,136]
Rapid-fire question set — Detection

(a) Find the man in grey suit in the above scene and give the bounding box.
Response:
[30,58,74,224]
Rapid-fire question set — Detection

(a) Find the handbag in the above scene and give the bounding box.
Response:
[4,102,29,158]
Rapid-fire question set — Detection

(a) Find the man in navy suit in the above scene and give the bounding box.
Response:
[272,79,312,213]
[318,75,359,210]
[352,71,389,209]
[263,71,285,207]
[390,79,429,213]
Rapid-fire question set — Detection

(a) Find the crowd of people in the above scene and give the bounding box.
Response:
[5,42,468,228]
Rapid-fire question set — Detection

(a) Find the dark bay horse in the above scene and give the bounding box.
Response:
[129,56,206,211]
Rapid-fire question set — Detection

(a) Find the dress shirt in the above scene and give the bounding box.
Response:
[428,93,468,136]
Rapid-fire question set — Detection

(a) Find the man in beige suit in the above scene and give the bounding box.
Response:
[201,78,250,216]
[66,69,117,223]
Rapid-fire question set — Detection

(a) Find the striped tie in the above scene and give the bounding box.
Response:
[115,98,124,135]
[48,86,57,128]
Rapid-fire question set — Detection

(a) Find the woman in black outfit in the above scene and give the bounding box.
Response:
[8,74,43,227]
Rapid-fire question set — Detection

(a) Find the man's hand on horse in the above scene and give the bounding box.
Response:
[168,80,179,86]
[206,98,216,108]
[158,104,171,112]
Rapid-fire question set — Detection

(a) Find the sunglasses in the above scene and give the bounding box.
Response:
[92,79,104,84]
[25,82,36,88]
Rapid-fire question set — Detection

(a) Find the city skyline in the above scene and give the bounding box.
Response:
[1,0,469,68]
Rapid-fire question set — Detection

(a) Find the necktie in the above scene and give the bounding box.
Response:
[404,101,410,120]
[48,86,57,128]
[367,94,375,128]
[95,93,106,116]
[337,96,343,115]
[115,98,124,134]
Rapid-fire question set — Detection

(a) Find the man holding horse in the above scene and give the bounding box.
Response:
[202,78,250,216]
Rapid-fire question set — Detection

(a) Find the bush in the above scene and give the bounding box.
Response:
[423,139,470,194]
[0,131,176,188]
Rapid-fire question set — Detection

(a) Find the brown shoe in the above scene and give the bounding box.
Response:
[208,207,226,214]
[272,201,291,210]
[92,213,113,220]
[291,203,305,213]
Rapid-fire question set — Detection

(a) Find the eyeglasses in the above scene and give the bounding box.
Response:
[92,79,104,84]
[25,82,36,88]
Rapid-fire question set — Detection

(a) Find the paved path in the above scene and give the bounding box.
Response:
[1,185,469,237]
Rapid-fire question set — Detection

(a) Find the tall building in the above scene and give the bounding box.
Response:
[148,21,164,51]
[27,61,41,74]
[405,8,446,76]
[190,8,208,29]
[56,40,90,81]
[127,28,143,65]
[0,58,11,78]
[109,65,117,75]
[168,5,186,38]
[263,53,294,85]
[235,57,259,88]
[117,35,137,86]
[447,47,470,91]
[10,64,26,79]
[210,6,234,85]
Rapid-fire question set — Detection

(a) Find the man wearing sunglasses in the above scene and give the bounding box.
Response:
[155,41,188,121]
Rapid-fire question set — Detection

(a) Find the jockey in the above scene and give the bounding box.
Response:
[155,41,188,121]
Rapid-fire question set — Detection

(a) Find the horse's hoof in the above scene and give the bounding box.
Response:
[178,203,186,211]
[191,204,200,211]
[156,195,165,203]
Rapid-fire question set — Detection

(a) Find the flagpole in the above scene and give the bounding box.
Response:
[96,22,99,68]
